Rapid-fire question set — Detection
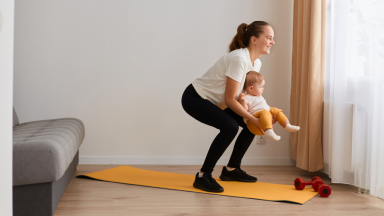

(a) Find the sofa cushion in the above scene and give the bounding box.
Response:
[13,107,19,128]
[13,118,85,186]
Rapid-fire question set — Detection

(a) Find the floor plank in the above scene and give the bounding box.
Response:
[54,165,384,216]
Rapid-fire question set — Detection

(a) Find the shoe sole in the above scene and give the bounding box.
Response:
[193,182,224,193]
[219,174,257,182]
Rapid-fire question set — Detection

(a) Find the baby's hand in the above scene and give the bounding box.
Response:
[239,93,246,102]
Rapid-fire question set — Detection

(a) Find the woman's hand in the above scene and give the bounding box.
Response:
[272,115,278,125]
[270,107,282,125]
[249,117,265,134]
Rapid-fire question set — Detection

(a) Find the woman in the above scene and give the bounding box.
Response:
[181,21,275,193]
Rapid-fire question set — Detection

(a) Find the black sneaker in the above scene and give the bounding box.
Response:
[219,166,257,182]
[193,172,224,193]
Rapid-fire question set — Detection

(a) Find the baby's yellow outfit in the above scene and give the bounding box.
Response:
[243,94,288,135]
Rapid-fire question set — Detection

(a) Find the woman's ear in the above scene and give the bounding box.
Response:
[250,36,258,45]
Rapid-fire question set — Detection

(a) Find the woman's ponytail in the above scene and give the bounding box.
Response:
[228,23,248,52]
[228,21,270,52]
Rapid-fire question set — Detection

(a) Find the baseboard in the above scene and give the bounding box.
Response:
[79,156,296,166]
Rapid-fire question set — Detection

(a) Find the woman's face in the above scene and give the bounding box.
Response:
[253,25,275,55]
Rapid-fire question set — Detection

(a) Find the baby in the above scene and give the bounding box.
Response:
[239,71,300,141]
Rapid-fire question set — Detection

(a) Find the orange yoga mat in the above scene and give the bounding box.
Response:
[76,166,318,204]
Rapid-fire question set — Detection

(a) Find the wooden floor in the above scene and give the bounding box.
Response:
[55,165,384,216]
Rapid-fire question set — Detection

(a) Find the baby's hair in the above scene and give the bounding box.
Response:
[244,71,264,90]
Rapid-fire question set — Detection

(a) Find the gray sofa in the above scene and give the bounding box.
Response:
[12,108,85,216]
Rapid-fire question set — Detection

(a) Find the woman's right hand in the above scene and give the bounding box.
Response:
[249,117,265,134]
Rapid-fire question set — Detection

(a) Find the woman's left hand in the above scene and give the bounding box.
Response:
[272,115,278,125]
[271,108,282,125]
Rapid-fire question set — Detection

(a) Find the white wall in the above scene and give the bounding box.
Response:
[0,0,14,215]
[14,0,295,165]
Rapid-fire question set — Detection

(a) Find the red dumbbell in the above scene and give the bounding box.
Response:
[312,179,325,192]
[294,176,332,197]
[294,176,322,190]
[318,184,332,197]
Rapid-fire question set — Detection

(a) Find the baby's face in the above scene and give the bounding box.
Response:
[248,80,265,96]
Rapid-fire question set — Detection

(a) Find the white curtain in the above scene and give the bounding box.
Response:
[324,0,384,199]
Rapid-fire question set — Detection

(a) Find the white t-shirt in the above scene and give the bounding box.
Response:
[192,48,262,110]
[243,94,270,123]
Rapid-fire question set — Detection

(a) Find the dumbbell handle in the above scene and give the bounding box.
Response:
[294,177,323,190]
[303,181,315,186]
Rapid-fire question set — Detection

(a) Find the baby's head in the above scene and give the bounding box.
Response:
[244,71,265,96]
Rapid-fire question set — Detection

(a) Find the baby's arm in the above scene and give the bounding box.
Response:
[238,93,248,111]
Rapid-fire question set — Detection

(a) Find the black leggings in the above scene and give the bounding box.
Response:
[181,84,255,173]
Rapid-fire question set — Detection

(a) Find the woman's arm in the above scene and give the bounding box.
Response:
[225,77,265,134]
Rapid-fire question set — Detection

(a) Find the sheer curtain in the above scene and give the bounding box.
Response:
[323,0,384,199]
